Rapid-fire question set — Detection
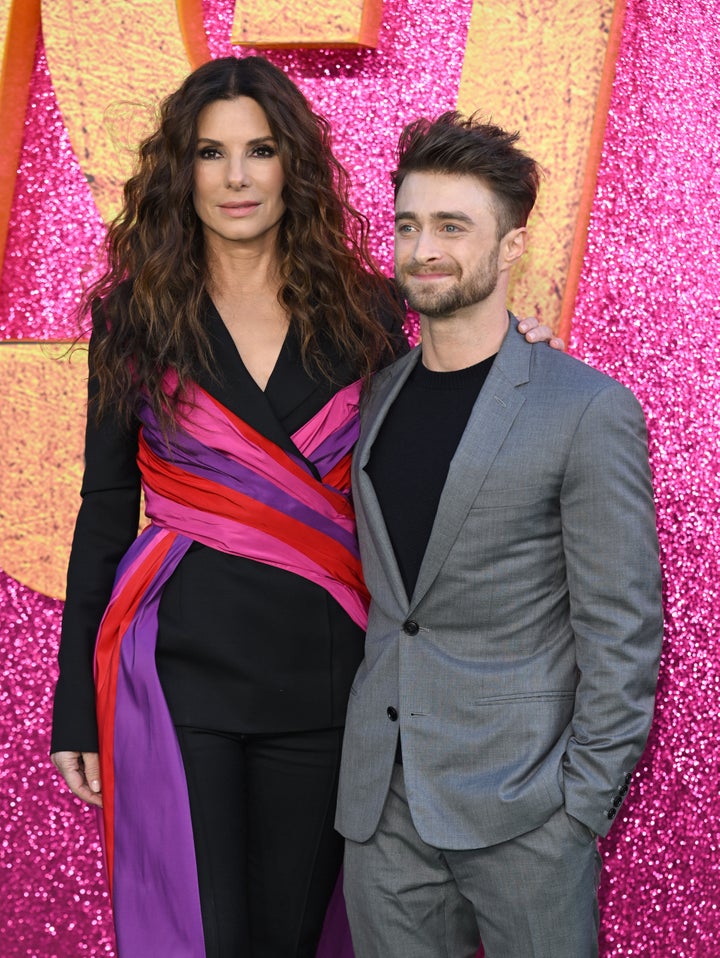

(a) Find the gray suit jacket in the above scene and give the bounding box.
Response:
[336,316,663,848]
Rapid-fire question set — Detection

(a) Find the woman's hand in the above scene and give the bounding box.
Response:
[51,750,103,808]
[517,316,565,351]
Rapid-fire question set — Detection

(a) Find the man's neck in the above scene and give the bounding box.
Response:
[419,302,509,372]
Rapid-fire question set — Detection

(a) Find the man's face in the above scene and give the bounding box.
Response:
[394,172,503,318]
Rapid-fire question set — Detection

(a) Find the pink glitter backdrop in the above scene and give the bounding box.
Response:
[1,0,719,955]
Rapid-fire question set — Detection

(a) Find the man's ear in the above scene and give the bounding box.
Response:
[500,227,527,269]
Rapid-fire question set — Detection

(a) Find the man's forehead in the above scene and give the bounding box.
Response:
[394,171,495,217]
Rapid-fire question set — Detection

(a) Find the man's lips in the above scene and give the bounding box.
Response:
[405,270,455,280]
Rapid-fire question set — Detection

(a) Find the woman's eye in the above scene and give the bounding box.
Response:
[197,147,221,160]
[252,144,277,158]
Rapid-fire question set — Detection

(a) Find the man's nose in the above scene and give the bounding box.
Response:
[411,230,442,262]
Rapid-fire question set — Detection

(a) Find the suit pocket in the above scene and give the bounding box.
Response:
[563,810,598,845]
[468,483,552,511]
[472,690,575,706]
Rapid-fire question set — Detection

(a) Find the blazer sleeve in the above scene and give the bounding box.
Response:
[50,326,141,754]
[559,381,664,836]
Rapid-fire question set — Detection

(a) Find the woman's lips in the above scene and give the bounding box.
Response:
[218,202,260,217]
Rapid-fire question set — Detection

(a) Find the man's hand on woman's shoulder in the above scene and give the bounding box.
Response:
[517,316,565,351]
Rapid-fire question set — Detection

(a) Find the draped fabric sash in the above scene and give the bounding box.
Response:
[94,377,369,957]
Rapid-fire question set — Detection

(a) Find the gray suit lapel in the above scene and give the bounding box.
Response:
[356,348,422,609]
[410,316,532,608]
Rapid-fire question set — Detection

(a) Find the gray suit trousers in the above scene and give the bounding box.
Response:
[344,764,602,958]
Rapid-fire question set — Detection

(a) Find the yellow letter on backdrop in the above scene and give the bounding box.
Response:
[42,0,204,223]
[232,0,383,48]
[458,0,624,338]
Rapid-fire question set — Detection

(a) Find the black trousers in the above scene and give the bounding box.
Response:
[175,725,345,958]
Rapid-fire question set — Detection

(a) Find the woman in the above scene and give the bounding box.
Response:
[51,56,555,957]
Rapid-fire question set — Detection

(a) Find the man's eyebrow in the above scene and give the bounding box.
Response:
[431,210,475,224]
[394,210,475,224]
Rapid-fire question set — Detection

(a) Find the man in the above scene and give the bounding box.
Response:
[335,113,663,957]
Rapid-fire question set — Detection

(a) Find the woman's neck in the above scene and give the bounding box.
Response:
[207,241,282,301]
[205,227,280,299]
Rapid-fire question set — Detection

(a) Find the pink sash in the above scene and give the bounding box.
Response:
[94,378,368,956]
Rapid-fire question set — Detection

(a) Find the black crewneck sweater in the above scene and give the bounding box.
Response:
[365,352,495,597]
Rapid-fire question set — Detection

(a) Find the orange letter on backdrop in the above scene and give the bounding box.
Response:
[0,0,42,272]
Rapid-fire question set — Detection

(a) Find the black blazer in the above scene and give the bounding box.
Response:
[52,293,407,753]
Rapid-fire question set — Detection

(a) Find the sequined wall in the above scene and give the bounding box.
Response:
[1,0,718,955]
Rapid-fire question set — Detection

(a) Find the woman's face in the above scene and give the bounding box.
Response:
[192,96,286,253]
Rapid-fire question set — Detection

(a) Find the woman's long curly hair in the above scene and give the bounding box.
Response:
[87,55,398,427]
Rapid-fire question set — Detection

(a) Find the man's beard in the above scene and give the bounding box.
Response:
[397,257,499,319]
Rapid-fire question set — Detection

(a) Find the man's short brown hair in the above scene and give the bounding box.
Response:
[392,112,540,239]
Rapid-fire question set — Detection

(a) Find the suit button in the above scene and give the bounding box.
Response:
[613,796,623,808]
[619,784,629,796]
[625,773,632,784]
[607,807,617,820]
[387,706,398,721]
[403,620,420,635]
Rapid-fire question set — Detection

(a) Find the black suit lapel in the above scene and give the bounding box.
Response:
[197,299,343,476]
